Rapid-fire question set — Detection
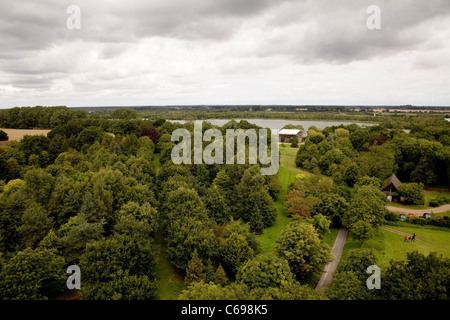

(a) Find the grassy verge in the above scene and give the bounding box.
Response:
[432,210,450,218]
[387,202,428,210]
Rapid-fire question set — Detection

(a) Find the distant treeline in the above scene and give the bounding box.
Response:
[0,106,87,129]
[1,106,449,133]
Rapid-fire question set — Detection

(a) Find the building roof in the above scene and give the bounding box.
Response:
[279,129,301,135]
[381,174,402,191]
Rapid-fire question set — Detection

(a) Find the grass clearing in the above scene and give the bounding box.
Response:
[154,152,185,300]
[256,145,311,253]
[340,223,450,269]
[156,232,185,300]
[387,202,428,210]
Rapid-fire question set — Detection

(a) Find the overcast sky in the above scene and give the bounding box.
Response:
[1,0,450,108]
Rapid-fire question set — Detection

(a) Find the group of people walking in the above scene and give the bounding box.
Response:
[404,233,416,242]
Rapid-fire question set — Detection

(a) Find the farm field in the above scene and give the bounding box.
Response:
[0,128,50,141]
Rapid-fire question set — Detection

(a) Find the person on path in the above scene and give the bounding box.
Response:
[405,235,408,242]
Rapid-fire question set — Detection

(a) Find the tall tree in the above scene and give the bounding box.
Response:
[275,218,331,278]
[185,250,206,287]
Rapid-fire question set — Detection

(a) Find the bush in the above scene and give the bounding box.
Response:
[0,130,8,141]
[405,216,450,228]
[429,193,450,207]
[429,199,440,207]
[290,136,299,148]
[385,211,399,222]
[397,183,424,205]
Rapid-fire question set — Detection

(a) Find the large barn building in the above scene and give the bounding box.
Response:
[278,129,303,143]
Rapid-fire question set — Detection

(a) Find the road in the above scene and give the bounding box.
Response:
[315,227,348,292]
[386,204,450,216]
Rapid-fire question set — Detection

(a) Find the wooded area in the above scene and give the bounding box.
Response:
[0,106,449,300]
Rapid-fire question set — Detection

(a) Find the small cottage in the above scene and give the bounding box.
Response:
[381,174,402,202]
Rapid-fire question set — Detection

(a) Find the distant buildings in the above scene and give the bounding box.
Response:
[278,129,303,143]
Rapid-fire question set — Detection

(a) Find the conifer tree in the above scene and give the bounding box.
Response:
[184,250,206,287]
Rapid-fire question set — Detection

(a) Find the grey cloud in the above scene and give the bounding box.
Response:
[256,0,450,64]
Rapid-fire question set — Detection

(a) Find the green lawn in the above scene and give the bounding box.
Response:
[340,223,450,269]
[256,145,312,253]
[424,189,450,206]
[156,232,185,300]
[432,210,450,218]
[387,202,428,210]
[323,227,340,248]
[152,153,161,171]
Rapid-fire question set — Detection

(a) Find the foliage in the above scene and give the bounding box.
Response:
[290,136,299,148]
[184,250,206,287]
[79,234,159,299]
[0,248,66,300]
[397,183,424,205]
[219,231,255,275]
[275,218,331,278]
[343,185,387,228]
[0,130,8,141]
[17,202,53,248]
[236,253,294,289]
[382,251,450,300]
[215,265,228,286]
[306,214,331,238]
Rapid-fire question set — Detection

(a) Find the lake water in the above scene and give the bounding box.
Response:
[169,119,375,133]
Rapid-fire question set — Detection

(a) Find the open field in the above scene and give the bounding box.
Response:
[340,223,450,269]
[0,128,50,141]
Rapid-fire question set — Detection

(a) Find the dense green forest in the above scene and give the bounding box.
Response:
[0,106,449,300]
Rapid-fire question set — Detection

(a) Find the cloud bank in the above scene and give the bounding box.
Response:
[1,0,449,107]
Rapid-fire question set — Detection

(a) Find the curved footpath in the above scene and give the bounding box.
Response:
[386,204,450,216]
[314,222,431,293]
[315,227,348,292]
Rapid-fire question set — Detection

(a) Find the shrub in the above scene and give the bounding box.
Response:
[385,211,399,222]
[397,183,424,205]
[0,130,8,141]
